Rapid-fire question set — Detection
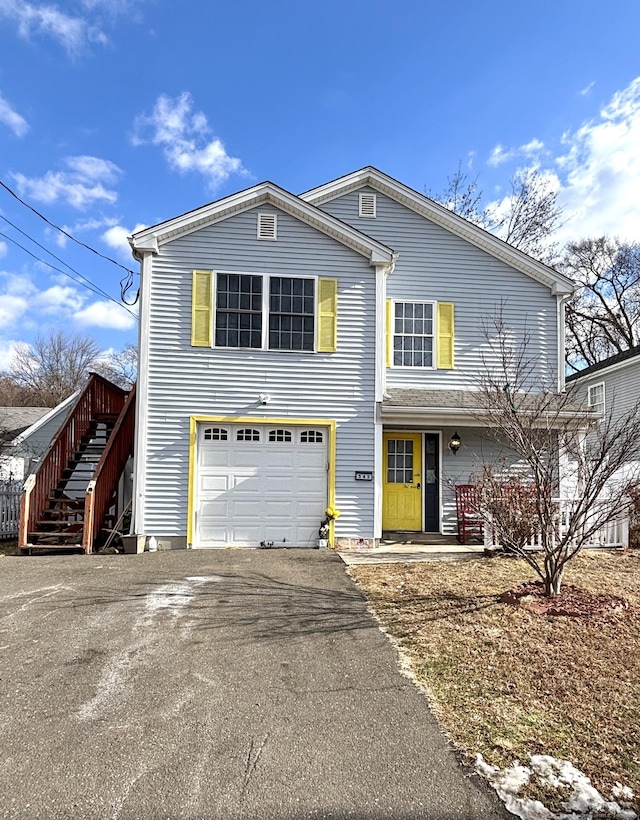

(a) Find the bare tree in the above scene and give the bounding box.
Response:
[431,165,564,265]
[473,314,640,596]
[95,344,138,389]
[563,237,640,371]
[486,168,563,264]
[428,162,492,229]
[9,331,101,406]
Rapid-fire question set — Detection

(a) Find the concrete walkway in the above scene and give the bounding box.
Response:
[339,537,485,565]
[0,549,507,820]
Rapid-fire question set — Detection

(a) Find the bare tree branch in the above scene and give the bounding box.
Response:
[563,237,640,369]
[473,313,640,596]
[8,331,101,406]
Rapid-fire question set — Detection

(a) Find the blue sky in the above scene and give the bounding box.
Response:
[0,0,638,368]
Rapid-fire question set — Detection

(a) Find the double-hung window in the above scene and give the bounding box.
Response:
[392,301,434,368]
[386,299,454,370]
[215,273,263,349]
[588,383,605,416]
[269,277,315,351]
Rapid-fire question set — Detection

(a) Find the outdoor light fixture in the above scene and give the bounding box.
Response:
[448,431,461,455]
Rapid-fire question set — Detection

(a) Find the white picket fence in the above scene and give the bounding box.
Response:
[0,481,21,540]
[484,498,629,550]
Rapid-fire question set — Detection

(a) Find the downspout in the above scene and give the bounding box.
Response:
[373,253,397,542]
[555,291,571,393]
[129,239,156,537]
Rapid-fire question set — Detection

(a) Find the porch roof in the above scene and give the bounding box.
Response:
[380,389,589,426]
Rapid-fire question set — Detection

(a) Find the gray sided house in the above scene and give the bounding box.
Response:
[0,397,77,481]
[566,345,640,435]
[129,168,575,550]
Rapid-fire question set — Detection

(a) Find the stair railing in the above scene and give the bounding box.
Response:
[20,374,127,547]
[82,383,136,553]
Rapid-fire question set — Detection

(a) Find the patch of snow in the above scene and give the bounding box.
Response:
[185,575,223,584]
[612,784,635,804]
[475,754,552,820]
[476,754,637,820]
[144,582,194,616]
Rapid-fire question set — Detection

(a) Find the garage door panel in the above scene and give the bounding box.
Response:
[231,451,264,468]
[199,475,229,493]
[294,452,327,469]
[200,450,232,468]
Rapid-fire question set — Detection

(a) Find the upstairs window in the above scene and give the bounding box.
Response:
[193,272,337,354]
[215,273,263,349]
[588,383,605,416]
[269,277,315,351]
[392,301,434,368]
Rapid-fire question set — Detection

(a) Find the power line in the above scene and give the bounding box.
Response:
[0,178,137,277]
[0,230,138,319]
[0,213,127,309]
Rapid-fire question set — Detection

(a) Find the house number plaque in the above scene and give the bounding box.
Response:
[355,471,373,481]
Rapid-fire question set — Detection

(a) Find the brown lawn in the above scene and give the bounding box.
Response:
[350,551,640,811]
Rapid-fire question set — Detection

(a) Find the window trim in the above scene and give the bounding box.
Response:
[390,299,436,370]
[212,270,318,353]
[588,382,605,417]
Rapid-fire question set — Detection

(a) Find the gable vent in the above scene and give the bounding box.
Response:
[359,192,376,218]
[257,212,277,240]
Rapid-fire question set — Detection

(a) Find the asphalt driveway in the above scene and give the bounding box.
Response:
[0,549,508,820]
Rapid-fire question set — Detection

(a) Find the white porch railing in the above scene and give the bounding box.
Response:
[484,498,629,550]
[0,481,22,540]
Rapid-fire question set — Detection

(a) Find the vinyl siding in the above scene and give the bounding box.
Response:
[319,187,559,391]
[439,426,533,534]
[570,355,640,443]
[142,205,377,539]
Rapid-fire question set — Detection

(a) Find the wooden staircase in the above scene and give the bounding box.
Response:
[19,374,136,553]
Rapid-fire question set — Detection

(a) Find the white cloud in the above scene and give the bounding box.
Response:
[0,241,7,258]
[133,92,246,190]
[580,81,596,97]
[102,223,147,260]
[73,300,137,330]
[0,293,28,327]
[33,284,85,315]
[0,339,21,371]
[488,138,545,167]
[51,216,118,248]
[0,0,107,54]
[484,77,640,245]
[12,155,120,209]
[0,90,28,136]
[555,77,640,242]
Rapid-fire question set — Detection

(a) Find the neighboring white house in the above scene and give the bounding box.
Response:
[0,394,78,481]
[128,167,576,550]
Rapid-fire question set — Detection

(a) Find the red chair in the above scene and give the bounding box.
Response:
[455,484,485,544]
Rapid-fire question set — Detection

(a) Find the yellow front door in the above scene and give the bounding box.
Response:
[382,433,422,530]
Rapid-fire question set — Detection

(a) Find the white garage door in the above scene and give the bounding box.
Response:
[194,423,328,548]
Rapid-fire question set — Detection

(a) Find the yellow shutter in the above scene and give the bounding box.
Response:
[386,299,392,368]
[317,278,337,352]
[191,270,212,347]
[437,302,455,369]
